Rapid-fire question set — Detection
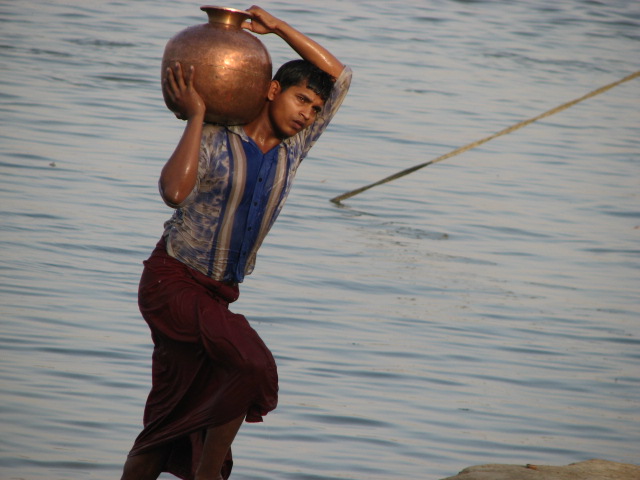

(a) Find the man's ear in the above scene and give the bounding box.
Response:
[267,80,281,101]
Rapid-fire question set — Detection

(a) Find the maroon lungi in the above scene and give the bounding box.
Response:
[127,238,278,479]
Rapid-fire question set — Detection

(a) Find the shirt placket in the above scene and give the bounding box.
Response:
[235,151,275,278]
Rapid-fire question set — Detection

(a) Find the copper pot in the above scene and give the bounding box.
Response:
[161,6,272,125]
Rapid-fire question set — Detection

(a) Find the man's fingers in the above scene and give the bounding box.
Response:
[173,62,187,89]
[184,65,195,87]
[165,67,178,99]
[165,63,192,98]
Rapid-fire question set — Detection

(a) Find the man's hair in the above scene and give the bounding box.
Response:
[273,59,334,101]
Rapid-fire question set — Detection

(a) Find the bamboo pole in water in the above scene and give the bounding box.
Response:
[330,70,640,205]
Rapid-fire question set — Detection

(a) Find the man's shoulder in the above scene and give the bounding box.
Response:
[200,124,233,150]
[202,123,226,136]
[202,124,250,142]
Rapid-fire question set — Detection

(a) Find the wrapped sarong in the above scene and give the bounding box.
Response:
[127,238,278,479]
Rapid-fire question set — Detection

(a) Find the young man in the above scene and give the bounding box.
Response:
[120,6,351,480]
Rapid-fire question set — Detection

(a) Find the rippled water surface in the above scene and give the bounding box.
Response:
[1,1,639,479]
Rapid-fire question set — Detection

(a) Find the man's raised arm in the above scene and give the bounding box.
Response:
[243,5,345,80]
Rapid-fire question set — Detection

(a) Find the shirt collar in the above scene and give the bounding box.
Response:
[226,124,249,142]
[225,124,295,148]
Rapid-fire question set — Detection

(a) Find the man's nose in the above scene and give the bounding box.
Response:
[300,106,312,120]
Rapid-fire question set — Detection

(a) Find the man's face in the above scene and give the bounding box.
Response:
[268,81,325,139]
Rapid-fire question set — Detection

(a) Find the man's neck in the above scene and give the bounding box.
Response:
[243,110,282,153]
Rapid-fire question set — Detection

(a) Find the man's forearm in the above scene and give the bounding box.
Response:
[273,20,344,79]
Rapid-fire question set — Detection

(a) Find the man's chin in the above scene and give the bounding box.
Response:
[277,128,298,140]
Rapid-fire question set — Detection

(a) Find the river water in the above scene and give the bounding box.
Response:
[1,1,639,479]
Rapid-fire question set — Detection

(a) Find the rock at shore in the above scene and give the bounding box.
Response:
[439,459,640,480]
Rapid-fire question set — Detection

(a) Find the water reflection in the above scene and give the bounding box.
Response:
[1,1,639,479]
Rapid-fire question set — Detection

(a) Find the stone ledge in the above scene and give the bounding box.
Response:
[439,459,640,480]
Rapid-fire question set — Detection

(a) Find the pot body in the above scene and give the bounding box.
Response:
[161,6,272,125]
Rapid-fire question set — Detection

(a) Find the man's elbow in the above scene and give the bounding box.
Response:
[159,185,185,208]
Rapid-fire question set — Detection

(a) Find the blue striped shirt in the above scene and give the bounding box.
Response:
[162,66,352,283]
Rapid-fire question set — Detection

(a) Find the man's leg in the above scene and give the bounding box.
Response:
[195,414,245,480]
[120,447,168,480]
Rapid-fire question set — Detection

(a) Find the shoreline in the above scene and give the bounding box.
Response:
[439,459,640,480]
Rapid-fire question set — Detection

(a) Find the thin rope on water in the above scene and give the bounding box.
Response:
[330,70,640,205]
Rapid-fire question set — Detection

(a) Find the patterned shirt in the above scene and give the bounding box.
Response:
[162,66,352,283]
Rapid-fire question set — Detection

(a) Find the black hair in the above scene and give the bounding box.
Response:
[273,59,334,101]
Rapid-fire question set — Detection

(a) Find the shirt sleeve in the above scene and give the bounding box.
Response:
[163,124,222,208]
[287,65,352,162]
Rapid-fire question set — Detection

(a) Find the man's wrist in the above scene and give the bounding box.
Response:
[273,20,293,39]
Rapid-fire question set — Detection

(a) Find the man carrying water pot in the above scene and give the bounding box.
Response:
[121,5,351,480]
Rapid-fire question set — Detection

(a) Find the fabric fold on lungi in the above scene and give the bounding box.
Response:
[127,238,278,480]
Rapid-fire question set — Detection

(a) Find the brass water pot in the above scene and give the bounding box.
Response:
[161,6,272,125]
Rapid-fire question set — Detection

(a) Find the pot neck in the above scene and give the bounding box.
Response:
[200,6,251,28]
